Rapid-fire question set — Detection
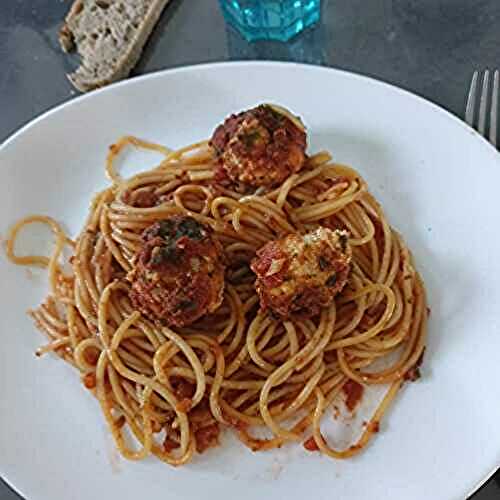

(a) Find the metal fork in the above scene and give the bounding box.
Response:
[465,69,500,147]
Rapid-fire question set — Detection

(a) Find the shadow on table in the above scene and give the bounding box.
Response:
[225,17,331,66]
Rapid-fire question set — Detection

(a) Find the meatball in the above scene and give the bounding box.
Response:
[128,216,225,327]
[210,104,307,190]
[250,227,352,319]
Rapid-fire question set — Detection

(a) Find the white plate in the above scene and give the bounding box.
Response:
[1,62,500,500]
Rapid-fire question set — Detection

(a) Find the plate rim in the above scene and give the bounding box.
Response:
[1,60,498,160]
[1,60,499,500]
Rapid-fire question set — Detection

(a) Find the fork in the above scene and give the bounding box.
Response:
[465,69,500,147]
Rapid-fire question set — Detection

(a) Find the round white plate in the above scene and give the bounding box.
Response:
[1,62,500,500]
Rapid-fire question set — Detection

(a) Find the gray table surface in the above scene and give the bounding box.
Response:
[1,0,499,498]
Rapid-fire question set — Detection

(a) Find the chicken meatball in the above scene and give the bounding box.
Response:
[129,216,225,327]
[251,227,352,319]
[210,104,307,190]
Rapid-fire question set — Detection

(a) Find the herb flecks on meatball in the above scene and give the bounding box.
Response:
[128,216,225,327]
[251,227,351,319]
[210,104,307,190]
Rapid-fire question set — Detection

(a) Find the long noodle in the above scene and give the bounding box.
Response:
[6,135,428,463]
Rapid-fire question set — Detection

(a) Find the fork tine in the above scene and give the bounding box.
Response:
[489,69,499,147]
[478,69,490,135]
[465,70,479,126]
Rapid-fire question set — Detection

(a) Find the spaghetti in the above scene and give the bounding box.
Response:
[6,133,427,465]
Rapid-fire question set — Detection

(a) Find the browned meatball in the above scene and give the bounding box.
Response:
[250,227,352,319]
[128,216,225,327]
[210,104,307,190]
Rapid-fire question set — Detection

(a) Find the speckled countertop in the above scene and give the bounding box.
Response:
[1,0,499,498]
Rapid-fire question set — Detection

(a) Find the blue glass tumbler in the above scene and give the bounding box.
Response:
[219,0,321,42]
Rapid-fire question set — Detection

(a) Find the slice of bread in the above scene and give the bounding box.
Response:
[59,0,170,92]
